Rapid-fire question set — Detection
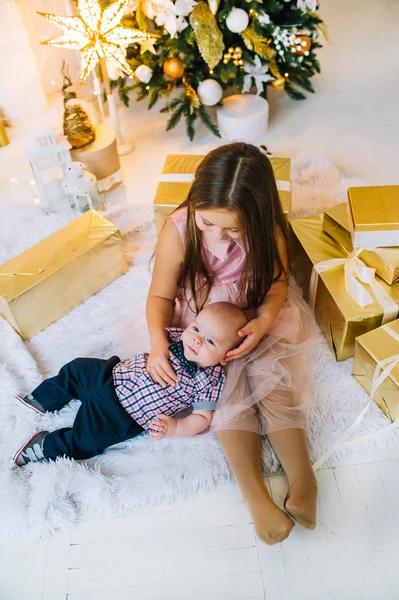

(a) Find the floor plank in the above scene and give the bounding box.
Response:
[67,571,264,600]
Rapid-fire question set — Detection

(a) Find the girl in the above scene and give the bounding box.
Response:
[146,143,318,545]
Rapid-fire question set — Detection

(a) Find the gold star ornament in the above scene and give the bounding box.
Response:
[38,0,158,83]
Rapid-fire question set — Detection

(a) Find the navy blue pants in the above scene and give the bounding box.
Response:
[31,356,144,460]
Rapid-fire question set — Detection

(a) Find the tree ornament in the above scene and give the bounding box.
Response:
[291,34,311,55]
[190,2,224,70]
[223,46,244,67]
[226,8,249,34]
[297,0,317,12]
[242,27,274,61]
[197,79,223,106]
[272,76,286,90]
[163,57,185,79]
[183,76,201,113]
[207,0,220,15]
[38,0,158,83]
[135,64,153,83]
[61,61,95,150]
[243,56,273,95]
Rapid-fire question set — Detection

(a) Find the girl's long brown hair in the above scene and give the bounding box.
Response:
[177,142,289,313]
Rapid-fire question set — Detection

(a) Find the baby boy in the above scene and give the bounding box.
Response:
[13,302,247,466]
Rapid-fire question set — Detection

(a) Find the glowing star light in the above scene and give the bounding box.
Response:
[38,0,157,83]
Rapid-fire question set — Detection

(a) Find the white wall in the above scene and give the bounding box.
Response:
[0,0,81,124]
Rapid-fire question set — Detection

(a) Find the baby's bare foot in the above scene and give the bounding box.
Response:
[246,491,295,545]
[284,475,318,530]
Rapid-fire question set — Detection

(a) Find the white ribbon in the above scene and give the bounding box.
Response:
[309,248,398,324]
[159,173,291,193]
[312,322,399,471]
[370,324,399,398]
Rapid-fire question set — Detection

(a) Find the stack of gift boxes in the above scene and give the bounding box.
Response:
[290,185,399,423]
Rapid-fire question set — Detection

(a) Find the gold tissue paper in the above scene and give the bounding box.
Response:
[153,154,292,233]
[323,203,399,285]
[0,211,128,339]
[348,185,399,248]
[353,318,399,422]
[290,214,399,361]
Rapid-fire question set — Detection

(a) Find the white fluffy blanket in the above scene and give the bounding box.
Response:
[0,155,397,540]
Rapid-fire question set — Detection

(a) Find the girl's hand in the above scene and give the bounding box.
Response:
[224,317,268,362]
[147,341,177,388]
[149,414,177,440]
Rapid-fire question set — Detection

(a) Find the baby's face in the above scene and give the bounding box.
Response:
[181,309,240,368]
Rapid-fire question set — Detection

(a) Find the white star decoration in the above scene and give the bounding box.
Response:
[38,0,157,83]
[243,55,274,95]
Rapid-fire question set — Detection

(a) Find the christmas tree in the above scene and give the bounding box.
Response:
[61,61,96,150]
[114,0,326,140]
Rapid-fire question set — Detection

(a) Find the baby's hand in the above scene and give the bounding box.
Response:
[149,414,178,440]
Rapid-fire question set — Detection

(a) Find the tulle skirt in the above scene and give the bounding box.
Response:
[209,279,318,436]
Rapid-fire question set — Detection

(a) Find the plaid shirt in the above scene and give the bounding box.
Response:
[112,328,225,430]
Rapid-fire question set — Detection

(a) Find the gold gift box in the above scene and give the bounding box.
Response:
[153,154,292,233]
[323,203,399,285]
[289,214,399,361]
[0,211,128,340]
[353,319,399,421]
[348,185,399,248]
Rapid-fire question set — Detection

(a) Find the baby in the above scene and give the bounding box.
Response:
[13,302,247,466]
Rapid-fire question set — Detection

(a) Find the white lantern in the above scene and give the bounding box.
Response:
[226,9,249,33]
[26,131,73,212]
[61,162,98,213]
[197,79,223,106]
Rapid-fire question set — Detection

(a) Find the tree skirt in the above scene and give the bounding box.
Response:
[1,155,398,540]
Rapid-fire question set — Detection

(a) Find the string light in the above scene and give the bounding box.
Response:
[38,0,157,83]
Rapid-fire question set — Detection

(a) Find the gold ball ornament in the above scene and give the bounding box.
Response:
[292,35,311,55]
[163,57,185,80]
[272,77,286,90]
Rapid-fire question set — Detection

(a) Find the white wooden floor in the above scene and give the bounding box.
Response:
[1,458,399,600]
[1,0,399,598]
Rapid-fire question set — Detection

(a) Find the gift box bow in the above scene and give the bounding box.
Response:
[309,247,398,323]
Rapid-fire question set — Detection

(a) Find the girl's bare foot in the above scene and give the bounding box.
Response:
[245,489,295,545]
[284,475,318,530]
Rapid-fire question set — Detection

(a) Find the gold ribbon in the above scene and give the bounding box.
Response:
[309,248,398,324]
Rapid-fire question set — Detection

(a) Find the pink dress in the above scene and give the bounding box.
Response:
[170,208,317,435]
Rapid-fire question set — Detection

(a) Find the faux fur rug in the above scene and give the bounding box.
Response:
[1,154,398,540]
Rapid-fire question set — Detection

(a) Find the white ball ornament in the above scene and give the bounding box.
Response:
[134,64,153,84]
[197,79,223,106]
[226,8,249,33]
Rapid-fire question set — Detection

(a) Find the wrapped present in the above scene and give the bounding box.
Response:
[323,203,399,285]
[348,185,399,248]
[353,319,399,421]
[289,214,399,361]
[0,211,128,340]
[153,154,292,233]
